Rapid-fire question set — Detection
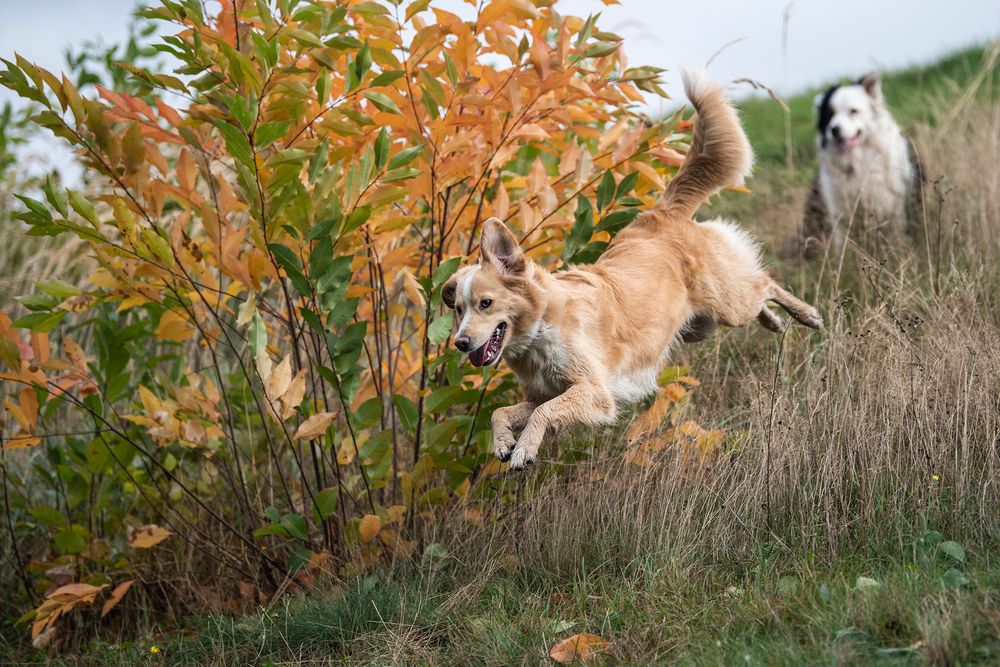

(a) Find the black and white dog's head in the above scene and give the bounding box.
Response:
[815,72,885,155]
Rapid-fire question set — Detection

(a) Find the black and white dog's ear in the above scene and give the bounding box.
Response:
[479,218,526,276]
[857,71,881,99]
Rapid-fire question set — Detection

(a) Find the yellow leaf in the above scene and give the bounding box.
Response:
[129,524,173,549]
[337,439,358,465]
[266,355,292,402]
[63,338,88,373]
[279,369,307,420]
[549,633,610,664]
[4,397,31,431]
[400,269,426,308]
[358,514,381,543]
[100,579,134,618]
[292,411,337,440]
[385,505,407,524]
[57,295,96,312]
[156,311,195,343]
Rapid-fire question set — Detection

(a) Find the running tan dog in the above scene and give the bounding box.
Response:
[442,70,822,470]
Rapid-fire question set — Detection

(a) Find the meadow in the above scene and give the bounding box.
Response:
[0,6,997,664]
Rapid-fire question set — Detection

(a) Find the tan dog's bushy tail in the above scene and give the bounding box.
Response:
[659,69,753,218]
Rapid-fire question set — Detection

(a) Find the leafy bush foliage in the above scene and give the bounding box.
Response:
[0,0,689,641]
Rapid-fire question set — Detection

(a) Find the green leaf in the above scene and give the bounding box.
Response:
[30,507,68,530]
[54,528,87,554]
[432,256,462,290]
[314,488,338,521]
[594,208,639,235]
[212,118,255,171]
[427,315,453,345]
[67,190,99,228]
[374,127,389,170]
[941,568,970,589]
[280,513,309,542]
[35,278,81,299]
[353,43,372,89]
[43,177,68,218]
[353,396,382,429]
[584,41,620,58]
[364,91,400,114]
[393,394,418,433]
[254,120,291,148]
[388,144,423,169]
[253,524,288,538]
[615,171,638,198]
[342,206,371,235]
[382,167,421,183]
[371,69,405,87]
[596,170,616,210]
[938,540,966,563]
[13,311,66,333]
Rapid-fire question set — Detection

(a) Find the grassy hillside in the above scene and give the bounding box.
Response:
[739,44,1000,168]
[5,45,1000,667]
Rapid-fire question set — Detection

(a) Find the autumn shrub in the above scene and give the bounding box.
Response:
[0,0,690,643]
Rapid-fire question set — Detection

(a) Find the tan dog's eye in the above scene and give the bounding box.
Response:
[479,299,493,309]
[456,306,464,316]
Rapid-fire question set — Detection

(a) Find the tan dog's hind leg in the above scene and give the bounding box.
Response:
[758,306,787,333]
[765,282,823,329]
[491,401,537,461]
[508,383,614,470]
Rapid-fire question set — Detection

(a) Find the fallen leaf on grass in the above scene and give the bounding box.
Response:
[549,633,610,664]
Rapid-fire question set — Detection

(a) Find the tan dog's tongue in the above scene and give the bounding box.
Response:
[468,343,488,367]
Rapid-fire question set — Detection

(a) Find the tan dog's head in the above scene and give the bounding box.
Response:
[441,219,540,367]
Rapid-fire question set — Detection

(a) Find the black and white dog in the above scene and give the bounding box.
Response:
[796,72,923,258]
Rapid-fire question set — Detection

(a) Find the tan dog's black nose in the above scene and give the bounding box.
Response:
[454,335,472,352]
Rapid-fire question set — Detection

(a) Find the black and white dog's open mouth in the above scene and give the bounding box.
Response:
[468,322,506,367]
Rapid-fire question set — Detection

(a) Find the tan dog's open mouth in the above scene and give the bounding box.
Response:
[468,322,506,367]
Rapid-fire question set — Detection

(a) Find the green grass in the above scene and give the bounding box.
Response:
[12,534,996,665]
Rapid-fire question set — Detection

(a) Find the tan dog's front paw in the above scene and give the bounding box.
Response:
[493,430,517,462]
[508,447,536,470]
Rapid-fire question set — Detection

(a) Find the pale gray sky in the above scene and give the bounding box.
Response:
[2,0,998,182]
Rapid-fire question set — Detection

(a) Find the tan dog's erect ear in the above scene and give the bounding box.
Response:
[857,71,881,99]
[441,276,458,309]
[479,218,526,275]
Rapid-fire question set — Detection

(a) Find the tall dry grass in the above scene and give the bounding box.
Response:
[438,92,1000,584]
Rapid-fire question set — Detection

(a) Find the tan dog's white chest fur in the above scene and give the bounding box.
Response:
[441,70,823,470]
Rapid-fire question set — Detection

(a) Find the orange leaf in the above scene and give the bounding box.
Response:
[101,579,134,618]
[128,524,173,549]
[549,633,610,664]
[155,311,195,343]
[358,514,381,543]
[63,338,88,374]
[292,411,337,440]
[5,433,41,449]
